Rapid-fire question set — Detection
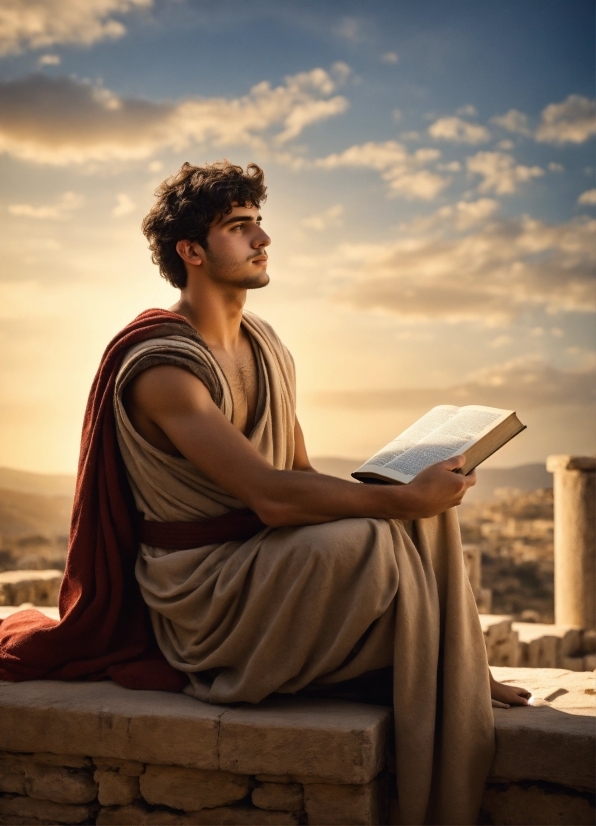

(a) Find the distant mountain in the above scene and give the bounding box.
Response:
[0,467,76,498]
[311,457,552,502]
[0,488,72,539]
[0,460,552,541]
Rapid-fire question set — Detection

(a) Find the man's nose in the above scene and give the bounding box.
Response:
[254,228,271,248]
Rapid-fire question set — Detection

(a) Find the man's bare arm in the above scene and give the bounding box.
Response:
[292,418,317,472]
[125,365,475,527]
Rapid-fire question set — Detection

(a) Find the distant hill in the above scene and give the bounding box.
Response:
[0,488,72,539]
[0,460,552,541]
[0,467,75,498]
[311,457,552,502]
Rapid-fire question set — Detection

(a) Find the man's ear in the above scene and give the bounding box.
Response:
[176,239,203,266]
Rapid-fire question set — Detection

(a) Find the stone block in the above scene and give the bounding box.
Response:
[0,681,224,769]
[303,777,386,826]
[481,781,595,826]
[582,629,596,654]
[140,765,249,811]
[529,635,558,668]
[95,770,139,806]
[31,753,92,769]
[490,667,596,792]
[513,623,583,668]
[252,782,303,812]
[0,571,62,607]
[98,803,299,825]
[583,654,596,671]
[0,767,26,795]
[24,763,97,804]
[219,698,390,784]
[0,794,96,824]
[480,614,513,644]
[94,758,145,776]
[561,656,584,672]
[254,775,293,783]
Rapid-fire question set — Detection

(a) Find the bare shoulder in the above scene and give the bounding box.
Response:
[125,364,212,416]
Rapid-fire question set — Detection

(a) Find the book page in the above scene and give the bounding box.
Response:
[384,407,506,478]
[363,406,459,469]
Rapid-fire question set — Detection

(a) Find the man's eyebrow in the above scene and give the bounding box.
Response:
[220,214,262,227]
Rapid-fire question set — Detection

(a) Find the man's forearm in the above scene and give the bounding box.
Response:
[249,468,418,526]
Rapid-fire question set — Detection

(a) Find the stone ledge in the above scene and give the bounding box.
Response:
[0,681,390,785]
[490,667,595,792]
[0,668,594,794]
[0,571,62,608]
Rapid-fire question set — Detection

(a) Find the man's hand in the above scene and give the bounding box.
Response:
[402,455,476,519]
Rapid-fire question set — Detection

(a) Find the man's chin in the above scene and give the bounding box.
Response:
[244,272,270,290]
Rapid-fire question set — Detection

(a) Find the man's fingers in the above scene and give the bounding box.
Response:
[464,469,477,488]
[442,454,466,471]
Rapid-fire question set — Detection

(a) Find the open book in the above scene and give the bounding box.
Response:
[352,405,526,485]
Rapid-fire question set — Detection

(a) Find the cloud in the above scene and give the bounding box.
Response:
[314,140,449,200]
[0,68,349,165]
[578,189,596,205]
[548,162,564,173]
[333,16,368,42]
[535,95,596,145]
[466,151,544,194]
[323,203,595,323]
[302,204,344,231]
[456,105,477,117]
[381,51,399,64]
[491,96,596,145]
[38,54,61,66]
[7,190,83,220]
[111,192,135,216]
[310,357,596,411]
[490,109,532,137]
[428,116,490,145]
[0,0,151,56]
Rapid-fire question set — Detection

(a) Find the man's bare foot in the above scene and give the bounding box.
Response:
[490,671,532,708]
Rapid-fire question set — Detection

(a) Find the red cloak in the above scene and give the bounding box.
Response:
[0,309,195,691]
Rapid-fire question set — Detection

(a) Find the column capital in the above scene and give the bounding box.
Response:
[547,455,596,473]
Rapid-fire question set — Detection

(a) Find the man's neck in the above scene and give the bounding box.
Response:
[169,279,247,354]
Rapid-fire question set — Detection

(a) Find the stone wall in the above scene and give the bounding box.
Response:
[480,614,596,671]
[0,750,387,825]
[0,570,62,607]
[0,668,594,825]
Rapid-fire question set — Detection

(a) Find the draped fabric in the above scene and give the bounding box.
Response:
[114,310,495,825]
[0,309,197,692]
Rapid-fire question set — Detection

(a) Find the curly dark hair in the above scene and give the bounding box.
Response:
[141,160,267,289]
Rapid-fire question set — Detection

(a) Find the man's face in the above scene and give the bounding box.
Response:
[202,203,271,289]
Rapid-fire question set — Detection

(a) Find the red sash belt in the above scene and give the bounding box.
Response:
[138,508,267,550]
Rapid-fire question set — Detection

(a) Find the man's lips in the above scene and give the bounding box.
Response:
[251,255,268,263]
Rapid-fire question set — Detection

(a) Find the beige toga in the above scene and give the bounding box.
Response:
[114,311,494,825]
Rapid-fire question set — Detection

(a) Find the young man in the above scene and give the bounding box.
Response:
[111,161,528,823]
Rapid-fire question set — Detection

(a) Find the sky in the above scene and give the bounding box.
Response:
[0,0,594,474]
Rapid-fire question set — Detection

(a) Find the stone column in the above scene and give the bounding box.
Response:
[547,455,596,629]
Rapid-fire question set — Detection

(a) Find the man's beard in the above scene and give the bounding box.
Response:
[205,250,270,289]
